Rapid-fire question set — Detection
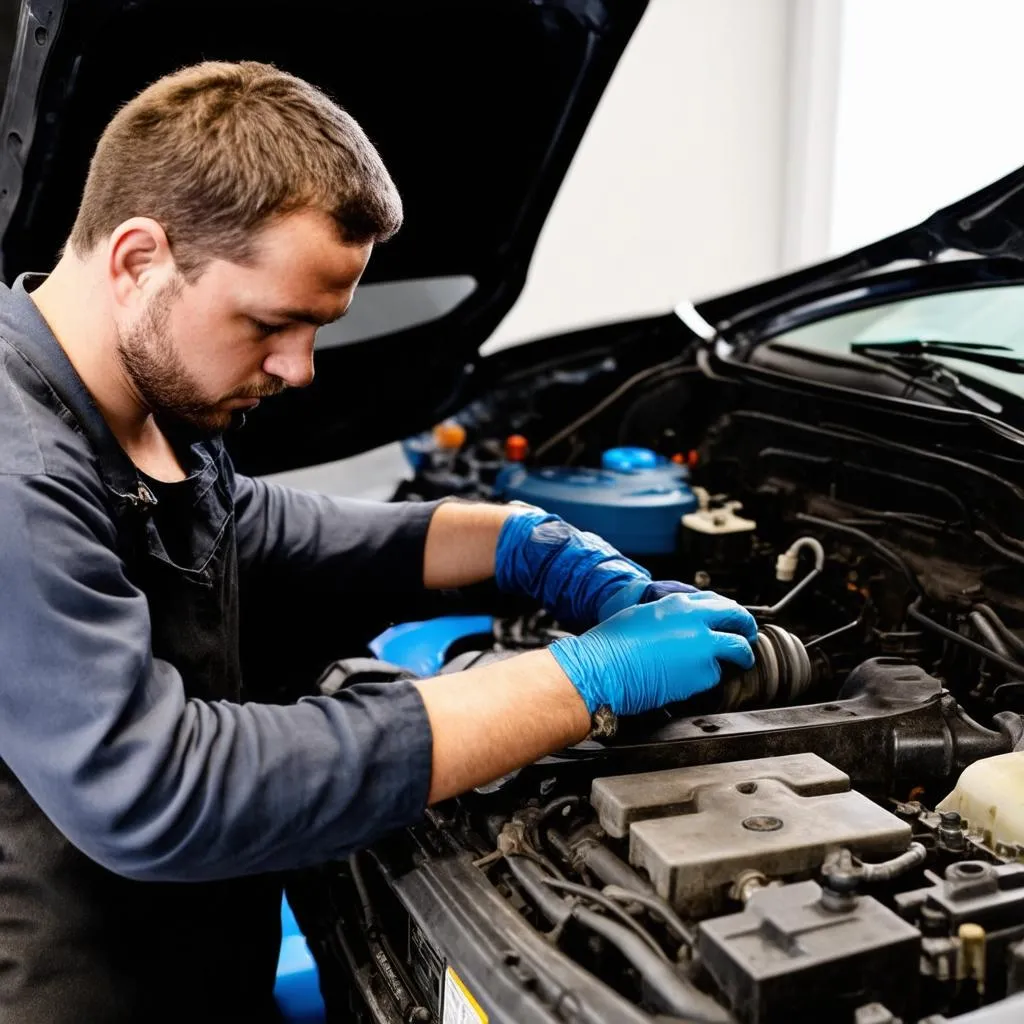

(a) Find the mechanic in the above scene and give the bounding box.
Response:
[0,61,757,1023]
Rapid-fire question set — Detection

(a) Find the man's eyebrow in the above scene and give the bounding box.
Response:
[270,307,349,327]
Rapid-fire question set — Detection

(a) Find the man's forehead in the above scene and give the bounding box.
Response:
[251,208,370,281]
[217,212,371,318]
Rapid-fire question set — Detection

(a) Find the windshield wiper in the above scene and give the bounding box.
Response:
[850,338,1024,373]
[843,338,1011,414]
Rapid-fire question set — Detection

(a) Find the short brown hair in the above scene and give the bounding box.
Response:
[69,61,402,277]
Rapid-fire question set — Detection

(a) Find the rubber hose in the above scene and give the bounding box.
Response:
[994,710,1024,752]
[506,855,732,1024]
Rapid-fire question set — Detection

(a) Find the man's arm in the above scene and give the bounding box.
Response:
[0,465,643,883]
[415,650,589,802]
[422,500,514,588]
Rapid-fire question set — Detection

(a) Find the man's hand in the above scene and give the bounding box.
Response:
[597,577,701,621]
[423,502,721,628]
[550,592,758,716]
[415,591,758,803]
[494,508,661,626]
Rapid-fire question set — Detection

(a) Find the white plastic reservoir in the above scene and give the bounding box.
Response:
[938,752,1024,851]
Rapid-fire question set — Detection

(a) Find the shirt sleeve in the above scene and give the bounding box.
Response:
[231,469,441,593]
[0,467,434,883]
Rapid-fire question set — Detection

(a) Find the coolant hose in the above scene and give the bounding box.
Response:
[994,710,1024,752]
[549,829,656,897]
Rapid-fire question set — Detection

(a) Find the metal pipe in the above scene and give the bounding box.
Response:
[745,536,826,616]
[858,842,928,883]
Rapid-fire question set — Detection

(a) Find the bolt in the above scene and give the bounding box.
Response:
[694,571,712,589]
[731,870,770,903]
[742,816,783,832]
[820,885,858,913]
[920,905,949,937]
[938,811,967,852]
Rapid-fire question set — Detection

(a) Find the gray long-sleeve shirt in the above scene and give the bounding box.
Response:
[0,274,438,882]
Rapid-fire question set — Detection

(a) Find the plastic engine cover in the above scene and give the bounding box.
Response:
[495,450,696,555]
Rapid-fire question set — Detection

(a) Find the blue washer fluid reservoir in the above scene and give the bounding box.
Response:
[495,447,697,555]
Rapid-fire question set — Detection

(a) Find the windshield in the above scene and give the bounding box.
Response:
[766,284,1024,396]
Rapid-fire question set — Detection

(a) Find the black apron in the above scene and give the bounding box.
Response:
[0,407,284,1022]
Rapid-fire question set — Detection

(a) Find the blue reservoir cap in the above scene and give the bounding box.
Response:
[601,446,660,473]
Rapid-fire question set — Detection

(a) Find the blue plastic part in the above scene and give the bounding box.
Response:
[275,897,325,1023]
[495,463,696,556]
[369,616,495,676]
[600,446,660,473]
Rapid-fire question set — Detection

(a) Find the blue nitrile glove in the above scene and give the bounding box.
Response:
[495,508,699,627]
[599,578,701,621]
[549,592,758,716]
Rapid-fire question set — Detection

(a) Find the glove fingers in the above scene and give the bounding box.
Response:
[697,603,759,643]
[710,630,756,670]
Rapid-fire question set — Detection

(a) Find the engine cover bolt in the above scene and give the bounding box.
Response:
[742,815,783,832]
[938,811,967,852]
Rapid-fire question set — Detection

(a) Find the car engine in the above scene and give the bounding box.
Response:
[289,348,1024,1024]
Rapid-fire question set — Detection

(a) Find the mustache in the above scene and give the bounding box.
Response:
[226,380,288,401]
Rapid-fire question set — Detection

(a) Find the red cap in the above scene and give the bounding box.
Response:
[505,434,529,462]
[687,449,700,467]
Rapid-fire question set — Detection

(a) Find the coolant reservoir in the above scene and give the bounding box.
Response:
[937,752,1024,851]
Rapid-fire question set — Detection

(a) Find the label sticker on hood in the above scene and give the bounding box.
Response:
[443,966,488,1024]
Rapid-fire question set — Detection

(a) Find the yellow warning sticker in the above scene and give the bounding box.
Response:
[443,965,488,1024]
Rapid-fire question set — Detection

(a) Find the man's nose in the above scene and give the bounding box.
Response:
[262,335,315,389]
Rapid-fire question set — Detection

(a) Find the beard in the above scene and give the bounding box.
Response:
[116,278,282,437]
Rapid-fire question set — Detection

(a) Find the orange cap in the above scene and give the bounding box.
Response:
[433,420,467,450]
[671,452,686,465]
[504,434,529,462]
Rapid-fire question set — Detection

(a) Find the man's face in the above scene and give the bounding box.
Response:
[116,208,371,434]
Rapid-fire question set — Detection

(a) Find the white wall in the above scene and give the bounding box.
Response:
[829,0,1024,255]
[483,0,794,353]
[271,0,801,495]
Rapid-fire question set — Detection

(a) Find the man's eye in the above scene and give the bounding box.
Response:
[252,319,284,337]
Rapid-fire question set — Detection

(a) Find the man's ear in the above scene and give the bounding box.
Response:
[107,218,177,307]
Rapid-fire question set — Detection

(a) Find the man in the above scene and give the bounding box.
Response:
[0,61,757,1021]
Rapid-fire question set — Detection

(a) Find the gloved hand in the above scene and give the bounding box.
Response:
[549,592,758,716]
[495,508,700,627]
[598,578,701,621]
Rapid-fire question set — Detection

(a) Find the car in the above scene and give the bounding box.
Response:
[6,2,1024,1022]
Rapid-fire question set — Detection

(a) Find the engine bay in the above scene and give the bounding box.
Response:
[291,346,1024,1024]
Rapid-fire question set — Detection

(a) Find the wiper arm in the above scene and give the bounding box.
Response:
[851,338,1024,373]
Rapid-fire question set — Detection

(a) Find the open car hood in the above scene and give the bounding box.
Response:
[698,163,1024,336]
[0,0,646,474]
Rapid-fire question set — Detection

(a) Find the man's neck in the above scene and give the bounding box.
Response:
[29,257,185,482]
